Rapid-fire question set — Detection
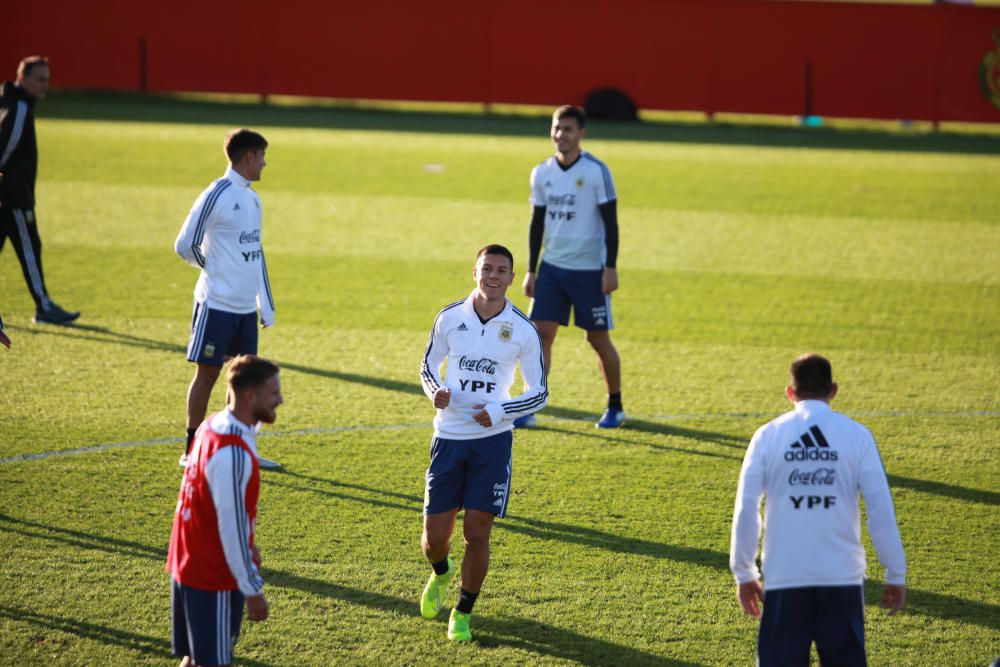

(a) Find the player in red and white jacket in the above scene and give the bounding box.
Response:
[167,355,283,667]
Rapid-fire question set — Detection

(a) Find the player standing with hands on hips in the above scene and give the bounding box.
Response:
[0,55,80,324]
[418,244,547,642]
[519,105,623,429]
[730,354,906,667]
[175,129,278,469]
[166,355,283,667]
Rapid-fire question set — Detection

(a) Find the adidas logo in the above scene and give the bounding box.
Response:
[457,323,468,331]
[784,425,838,461]
[493,498,503,507]
[233,203,241,210]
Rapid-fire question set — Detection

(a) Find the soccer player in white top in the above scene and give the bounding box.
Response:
[418,244,547,642]
[174,129,277,469]
[730,354,906,667]
[521,105,624,429]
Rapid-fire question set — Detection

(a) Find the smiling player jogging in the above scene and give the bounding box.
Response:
[418,244,547,642]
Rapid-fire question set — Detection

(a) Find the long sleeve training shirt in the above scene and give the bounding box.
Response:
[174,167,275,324]
[420,292,547,439]
[730,400,906,590]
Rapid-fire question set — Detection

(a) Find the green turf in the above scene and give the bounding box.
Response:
[0,93,997,666]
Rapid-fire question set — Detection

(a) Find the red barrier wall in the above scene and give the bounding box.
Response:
[4,0,1000,123]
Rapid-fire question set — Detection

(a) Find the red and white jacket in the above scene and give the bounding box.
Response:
[167,410,263,595]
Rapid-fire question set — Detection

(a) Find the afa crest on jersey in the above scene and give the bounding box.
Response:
[499,324,513,342]
[576,177,584,188]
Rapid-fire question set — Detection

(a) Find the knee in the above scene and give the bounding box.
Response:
[422,529,448,553]
[463,526,491,550]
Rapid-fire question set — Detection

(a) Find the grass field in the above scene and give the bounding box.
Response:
[0,93,998,666]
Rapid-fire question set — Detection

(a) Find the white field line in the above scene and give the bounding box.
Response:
[1,410,997,466]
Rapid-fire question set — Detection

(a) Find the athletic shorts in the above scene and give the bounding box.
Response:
[186,302,258,367]
[758,585,866,667]
[171,579,244,666]
[424,430,513,518]
[529,261,613,331]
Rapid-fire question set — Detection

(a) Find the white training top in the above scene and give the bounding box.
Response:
[175,167,276,324]
[730,400,906,590]
[530,150,617,271]
[420,291,548,439]
[202,409,263,597]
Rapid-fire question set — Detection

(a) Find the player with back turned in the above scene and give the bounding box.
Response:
[730,354,906,667]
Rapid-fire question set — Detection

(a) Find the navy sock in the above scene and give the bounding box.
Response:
[431,557,450,576]
[456,587,479,614]
[185,428,197,454]
[608,392,623,411]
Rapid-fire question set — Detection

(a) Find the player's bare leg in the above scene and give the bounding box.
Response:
[186,363,222,431]
[446,509,495,641]
[422,508,459,563]
[421,508,459,620]
[460,509,495,593]
[586,330,620,393]
[534,320,559,377]
[586,330,625,427]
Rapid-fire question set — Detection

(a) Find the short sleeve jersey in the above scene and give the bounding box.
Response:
[529,150,617,271]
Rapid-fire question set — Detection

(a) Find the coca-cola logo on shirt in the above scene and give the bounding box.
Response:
[458,356,497,375]
[788,468,836,486]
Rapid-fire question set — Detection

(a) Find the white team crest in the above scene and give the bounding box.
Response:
[499,324,513,342]
[204,342,216,357]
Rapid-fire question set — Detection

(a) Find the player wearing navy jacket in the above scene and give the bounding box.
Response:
[0,56,79,325]
[730,354,906,667]
[418,244,547,642]
[174,129,277,468]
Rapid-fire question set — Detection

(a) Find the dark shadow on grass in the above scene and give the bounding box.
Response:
[278,361,423,397]
[8,322,186,354]
[269,474,728,570]
[887,474,999,507]
[0,512,166,561]
[0,605,276,667]
[267,569,704,666]
[8,323,424,397]
[43,91,1000,156]
[533,423,742,461]
[3,511,998,632]
[541,405,746,449]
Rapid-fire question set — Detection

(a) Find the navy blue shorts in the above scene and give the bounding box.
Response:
[171,579,244,666]
[186,302,258,367]
[529,261,613,331]
[424,431,513,518]
[758,585,866,667]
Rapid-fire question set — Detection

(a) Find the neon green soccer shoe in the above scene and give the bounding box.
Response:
[420,557,454,619]
[447,609,472,642]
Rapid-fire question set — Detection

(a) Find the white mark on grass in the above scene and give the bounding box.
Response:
[1,410,997,466]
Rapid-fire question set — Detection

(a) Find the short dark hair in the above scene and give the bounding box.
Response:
[553,105,586,128]
[17,55,49,80]
[224,128,268,164]
[789,353,834,399]
[227,354,280,394]
[476,244,514,270]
